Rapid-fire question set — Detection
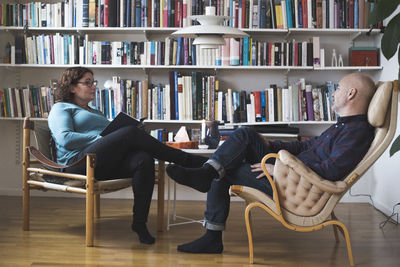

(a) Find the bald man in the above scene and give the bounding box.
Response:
[167,73,376,254]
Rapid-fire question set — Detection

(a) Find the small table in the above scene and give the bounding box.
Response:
[166,149,216,230]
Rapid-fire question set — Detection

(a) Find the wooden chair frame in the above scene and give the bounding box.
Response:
[22,117,165,246]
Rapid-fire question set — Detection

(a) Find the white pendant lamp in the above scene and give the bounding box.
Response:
[171,6,248,49]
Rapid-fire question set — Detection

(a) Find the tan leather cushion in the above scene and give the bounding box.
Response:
[368,81,392,127]
[273,150,347,217]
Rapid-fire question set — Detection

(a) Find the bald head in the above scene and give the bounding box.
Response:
[332,73,376,116]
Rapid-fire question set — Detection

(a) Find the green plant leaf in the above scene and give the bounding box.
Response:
[390,135,400,157]
[381,13,400,60]
[368,0,400,25]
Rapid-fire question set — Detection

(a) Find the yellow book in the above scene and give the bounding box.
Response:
[275,5,283,29]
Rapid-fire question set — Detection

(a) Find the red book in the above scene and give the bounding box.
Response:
[175,0,182,28]
[254,91,262,121]
[242,0,246,28]
[302,0,308,28]
[268,42,272,66]
[349,0,354,28]
[234,2,239,28]
[294,43,299,66]
[104,0,109,27]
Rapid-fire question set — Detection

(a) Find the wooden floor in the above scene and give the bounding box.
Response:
[0,196,399,267]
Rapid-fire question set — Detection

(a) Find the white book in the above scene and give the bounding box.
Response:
[76,0,83,27]
[217,91,223,121]
[151,88,156,120]
[281,0,287,29]
[318,89,324,120]
[164,37,170,65]
[283,88,291,122]
[23,88,31,117]
[227,88,233,123]
[15,89,22,117]
[302,41,307,66]
[312,36,320,67]
[291,84,299,121]
[329,0,334,28]
[111,41,122,65]
[165,85,171,120]
[307,0,312,28]
[267,88,275,122]
[249,0,253,28]
[249,93,255,123]
[46,3,51,27]
[7,88,15,117]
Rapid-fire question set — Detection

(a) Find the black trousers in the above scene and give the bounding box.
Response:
[66,125,198,223]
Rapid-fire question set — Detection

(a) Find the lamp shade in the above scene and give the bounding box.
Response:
[171,6,248,49]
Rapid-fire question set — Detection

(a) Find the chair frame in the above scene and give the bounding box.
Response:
[22,117,165,246]
[231,80,399,266]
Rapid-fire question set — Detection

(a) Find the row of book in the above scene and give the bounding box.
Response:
[0,86,55,118]
[0,75,337,123]
[13,33,321,67]
[0,0,380,29]
[90,72,337,123]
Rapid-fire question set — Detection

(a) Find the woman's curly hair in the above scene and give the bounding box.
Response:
[56,67,93,103]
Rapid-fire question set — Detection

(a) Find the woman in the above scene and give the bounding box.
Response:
[48,67,207,244]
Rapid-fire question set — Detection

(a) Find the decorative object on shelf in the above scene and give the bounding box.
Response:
[3,42,11,64]
[331,49,338,67]
[204,120,221,149]
[338,54,344,67]
[171,6,248,49]
[349,47,379,66]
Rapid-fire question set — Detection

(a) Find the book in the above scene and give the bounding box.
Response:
[100,111,145,136]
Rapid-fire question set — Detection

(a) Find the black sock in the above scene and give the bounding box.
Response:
[166,163,218,193]
[177,230,223,253]
[131,222,155,244]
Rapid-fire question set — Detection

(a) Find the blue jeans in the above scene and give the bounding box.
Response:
[203,127,275,231]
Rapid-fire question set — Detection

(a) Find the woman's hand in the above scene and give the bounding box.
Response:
[251,163,274,179]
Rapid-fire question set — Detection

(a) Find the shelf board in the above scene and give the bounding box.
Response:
[0,63,382,71]
[314,66,383,71]
[0,26,381,36]
[0,117,336,125]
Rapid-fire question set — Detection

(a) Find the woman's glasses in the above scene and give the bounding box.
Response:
[77,80,97,87]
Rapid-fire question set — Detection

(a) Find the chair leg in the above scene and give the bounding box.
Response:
[332,225,340,242]
[22,181,30,231]
[86,155,95,247]
[339,223,354,267]
[245,204,255,264]
[94,194,100,218]
[157,161,165,232]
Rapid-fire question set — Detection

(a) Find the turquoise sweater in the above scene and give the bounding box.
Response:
[48,102,110,165]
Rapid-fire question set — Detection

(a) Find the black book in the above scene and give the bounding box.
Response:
[306,42,313,66]
[15,35,25,64]
[108,0,118,27]
[100,112,144,136]
[297,42,302,66]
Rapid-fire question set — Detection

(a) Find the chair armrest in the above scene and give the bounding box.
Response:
[28,146,86,170]
[277,150,347,194]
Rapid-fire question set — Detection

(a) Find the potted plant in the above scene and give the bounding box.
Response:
[369,0,400,156]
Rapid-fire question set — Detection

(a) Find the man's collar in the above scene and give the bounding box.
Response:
[337,114,368,123]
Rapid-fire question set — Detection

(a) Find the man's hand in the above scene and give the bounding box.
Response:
[251,163,274,179]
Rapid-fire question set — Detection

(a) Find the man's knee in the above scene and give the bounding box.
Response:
[234,126,257,139]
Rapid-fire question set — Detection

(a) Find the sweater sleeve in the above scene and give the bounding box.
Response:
[48,104,101,151]
[269,137,317,155]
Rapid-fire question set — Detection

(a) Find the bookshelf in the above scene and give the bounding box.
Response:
[0,2,384,144]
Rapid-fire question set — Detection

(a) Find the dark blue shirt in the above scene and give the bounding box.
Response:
[269,115,374,181]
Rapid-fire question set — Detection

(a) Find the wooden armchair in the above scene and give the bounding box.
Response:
[230,81,398,266]
[22,117,165,246]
